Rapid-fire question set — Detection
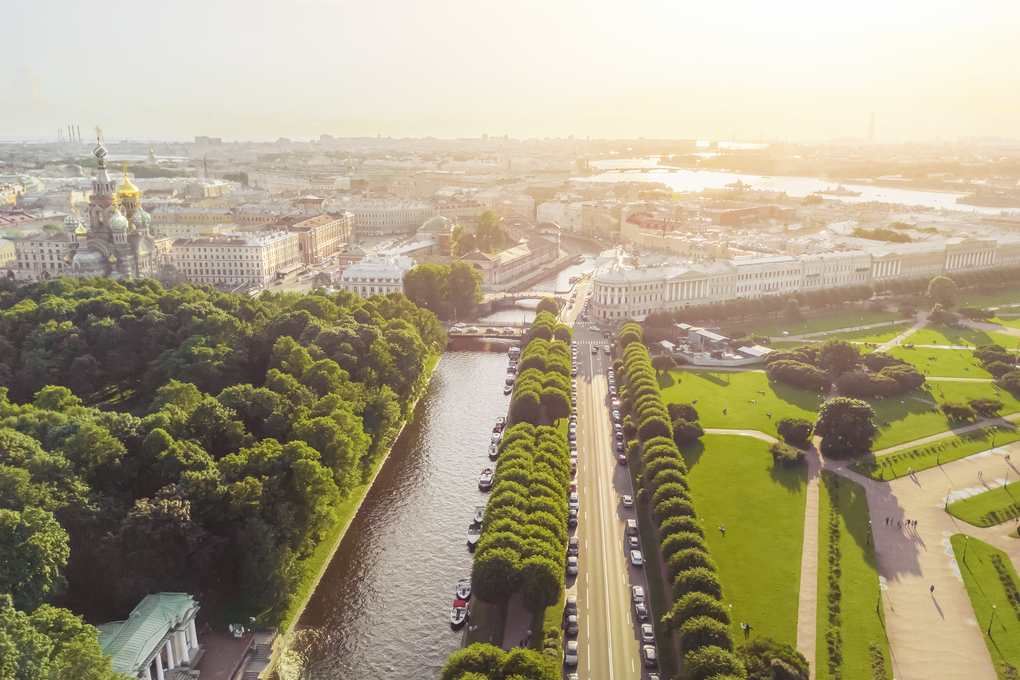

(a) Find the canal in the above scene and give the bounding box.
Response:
[277,344,516,679]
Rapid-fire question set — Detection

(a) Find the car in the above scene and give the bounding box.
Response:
[591,346,598,354]
[616,440,624,452]
[566,556,578,575]
[568,430,576,441]
[581,315,588,322]
[603,331,612,338]
[630,550,643,566]
[466,326,480,333]
[642,645,658,668]
[647,675,660,680]
[632,585,645,603]
[634,602,648,621]
[641,623,655,644]
[622,494,633,508]
[564,641,579,666]
[568,675,580,680]
[565,595,578,616]
[609,385,617,396]
[568,508,578,528]
[589,326,599,332]
[453,322,466,328]
[569,441,577,452]
[611,397,621,408]
[568,536,579,556]
[629,536,640,550]
[484,327,499,334]
[604,345,611,355]
[568,423,577,433]
[502,327,515,335]
[618,454,627,466]
[564,614,579,636]
[612,410,621,422]
[449,327,463,334]
[569,492,579,510]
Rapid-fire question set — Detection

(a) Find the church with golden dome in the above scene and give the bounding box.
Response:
[62,134,163,279]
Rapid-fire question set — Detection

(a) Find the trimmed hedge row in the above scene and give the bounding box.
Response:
[473,422,571,611]
[619,329,744,678]
[511,311,573,425]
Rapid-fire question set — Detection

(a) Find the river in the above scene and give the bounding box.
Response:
[277,346,516,679]
[583,157,1016,215]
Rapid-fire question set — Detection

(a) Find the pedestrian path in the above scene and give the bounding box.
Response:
[795,446,822,680]
[876,312,927,352]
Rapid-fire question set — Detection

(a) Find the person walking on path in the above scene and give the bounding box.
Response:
[719,525,726,536]
[931,585,935,594]
[886,517,890,526]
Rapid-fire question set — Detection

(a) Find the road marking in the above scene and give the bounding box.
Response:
[632,659,635,673]
[628,611,632,625]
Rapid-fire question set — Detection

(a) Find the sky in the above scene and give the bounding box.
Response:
[4,0,1020,142]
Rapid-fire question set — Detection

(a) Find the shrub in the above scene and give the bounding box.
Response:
[653,482,693,507]
[651,469,690,491]
[986,361,1014,378]
[668,548,717,580]
[968,397,1003,418]
[767,359,830,391]
[670,591,731,629]
[654,498,698,526]
[770,441,806,468]
[736,637,810,680]
[668,402,700,423]
[673,418,705,446]
[661,531,708,560]
[1004,370,1020,393]
[644,456,685,480]
[673,567,723,600]
[684,645,747,680]
[680,616,732,653]
[659,515,704,539]
[940,401,977,422]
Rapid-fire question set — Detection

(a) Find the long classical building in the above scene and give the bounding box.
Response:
[290,213,352,264]
[591,235,1020,322]
[172,230,300,287]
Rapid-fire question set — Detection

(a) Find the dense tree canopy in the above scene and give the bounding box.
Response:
[814,397,878,459]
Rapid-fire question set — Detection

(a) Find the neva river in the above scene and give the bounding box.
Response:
[583,158,1014,215]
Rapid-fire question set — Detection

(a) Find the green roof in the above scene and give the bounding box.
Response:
[98,593,199,673]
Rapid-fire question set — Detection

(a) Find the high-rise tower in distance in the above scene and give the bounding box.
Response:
[867,110,875,141]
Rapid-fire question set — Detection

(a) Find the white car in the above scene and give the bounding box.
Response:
[566,556,578,575]
[622,495,633,508]
[630,550,644,566]
[564,640,579,666]
[589,326,599,332]
[453,322,466,328]
[641,623,655,643]
[632,585,645,603]
[569,492,579,510]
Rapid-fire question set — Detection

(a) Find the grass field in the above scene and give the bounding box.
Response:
[830,323,912,344]
[958,290,1020,310]
[680,434,808,648]
[951,534,1020,680]
[769,340,820,349]
[659,370,822,435]
[884,345,993,379]
[722,309,905,340]
[907,325,1018,349]
[870,380,1020,451]
[816,472,891,680]
[852,425,1020,481]
[948,479,1020,528]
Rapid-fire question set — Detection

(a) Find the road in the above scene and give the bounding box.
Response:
[563,280,654,679]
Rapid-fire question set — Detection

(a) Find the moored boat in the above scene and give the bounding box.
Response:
[451,600,469,628]
[478,468,494,490]
[503,384,513,395]
[488,443,499,460]
[474,506,485,524]
[457,579,472,600]
[467,522,482,550]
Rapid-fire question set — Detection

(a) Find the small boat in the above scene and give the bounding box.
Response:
[503,384,513,395]
[467,522,482,550]
[474,506,485,524]
[491,431,502,444]
[451,600,469,628]
[478,468,494,491]
[457,579,472,600]
[488,443,499,460]
[495,416,505,430]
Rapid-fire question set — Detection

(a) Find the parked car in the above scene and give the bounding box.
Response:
[566,556,578,575]
[634,602,648,621]
[618,455,627,466]
[564,641,579,666]
[641,623,655,644]
[632,586,645,603]
[568,536,579,556]
[630,550,643,566]
[565,614,579,636]
[622,495,633,508]
[642,645,658,668]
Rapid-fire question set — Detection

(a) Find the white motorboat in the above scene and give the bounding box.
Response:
[467,522,482,549]
[457,579,472,600]
[451,599,469,628]
[478,468,494,491]
[474,506,485,524]
[488,443,499,460]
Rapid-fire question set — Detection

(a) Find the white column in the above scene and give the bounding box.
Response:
[176,631,189,664]
[143,665,152,680]
[155,656,164,680]
[166,641,174,670]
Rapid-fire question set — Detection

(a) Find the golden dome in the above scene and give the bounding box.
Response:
[75,223,88,236]
[109,253,118,263]
[117,160,140,197]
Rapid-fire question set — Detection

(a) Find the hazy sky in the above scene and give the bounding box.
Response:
[4,0,1019,141]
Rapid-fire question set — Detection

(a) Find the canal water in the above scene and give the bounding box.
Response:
[276,346,515,680]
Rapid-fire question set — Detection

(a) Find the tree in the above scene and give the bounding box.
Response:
[449,261,483,316]
[736,637,810,680]
[814,397,878,459]
[472,547,522,604]
[940,401,977,422]
[519,556,561,612]
[968,397,1003,418]
[535,298,559,316]
[673,567,723,600]
[669,591,731,630]
[770,441,806,467]
[681,615,732,652]
[652,354,677,376]
[403,263,450,317]
[776,418,813,446]
[818,338,860,377]
[0,507,70,611]
[783,299,803,323]
[929,303,958,326]
[673,419,704,447]
[927,276,958,309]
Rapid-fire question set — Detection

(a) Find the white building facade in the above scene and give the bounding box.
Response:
[336,256,414,297]
[172,230,300,286]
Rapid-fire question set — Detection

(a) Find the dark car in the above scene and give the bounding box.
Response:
[618,454,627,466]
[568,508,578,528]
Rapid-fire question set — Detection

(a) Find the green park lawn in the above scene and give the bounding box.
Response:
[816,472,891,680]
[958,290,1020,310]
[852,425,1020,481]
[870,380,1020,451]
[907,325,1017,349]
[829,323,911,344]
[948,479,1020,528]
[659,370,822,435]
[883,345,993,379]
[951,535,1020,679]
[723,309,904,340]
[769,340,820,350]
[680,434,807,648]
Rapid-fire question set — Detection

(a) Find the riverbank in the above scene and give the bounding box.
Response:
[266,351,443,671]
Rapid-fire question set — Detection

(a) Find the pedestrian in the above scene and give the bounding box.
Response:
[719,525,726,536]
[741,622,749,639]
[931,585,935,594]
[885,517,890,526]
[914,520,918,528]
[723,409,728,415]
[897,521,902,529]
[767,412,772,419]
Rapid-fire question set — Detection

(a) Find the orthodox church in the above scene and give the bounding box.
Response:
[60,136,163,279]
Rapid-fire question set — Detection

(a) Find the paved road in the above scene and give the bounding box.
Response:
[562,283,655,679]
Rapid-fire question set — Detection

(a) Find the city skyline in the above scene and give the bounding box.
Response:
[5,0,1020,142]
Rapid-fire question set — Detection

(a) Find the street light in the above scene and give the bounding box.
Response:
[963,536,969,562]
[987,605,997,635]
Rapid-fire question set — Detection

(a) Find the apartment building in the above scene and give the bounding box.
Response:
[172,231,299,287]
[290,213,352,264]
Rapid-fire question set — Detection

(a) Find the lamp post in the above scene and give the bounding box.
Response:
[867,520,872,546]
[963,536,969,562]
[987,605,997,635]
